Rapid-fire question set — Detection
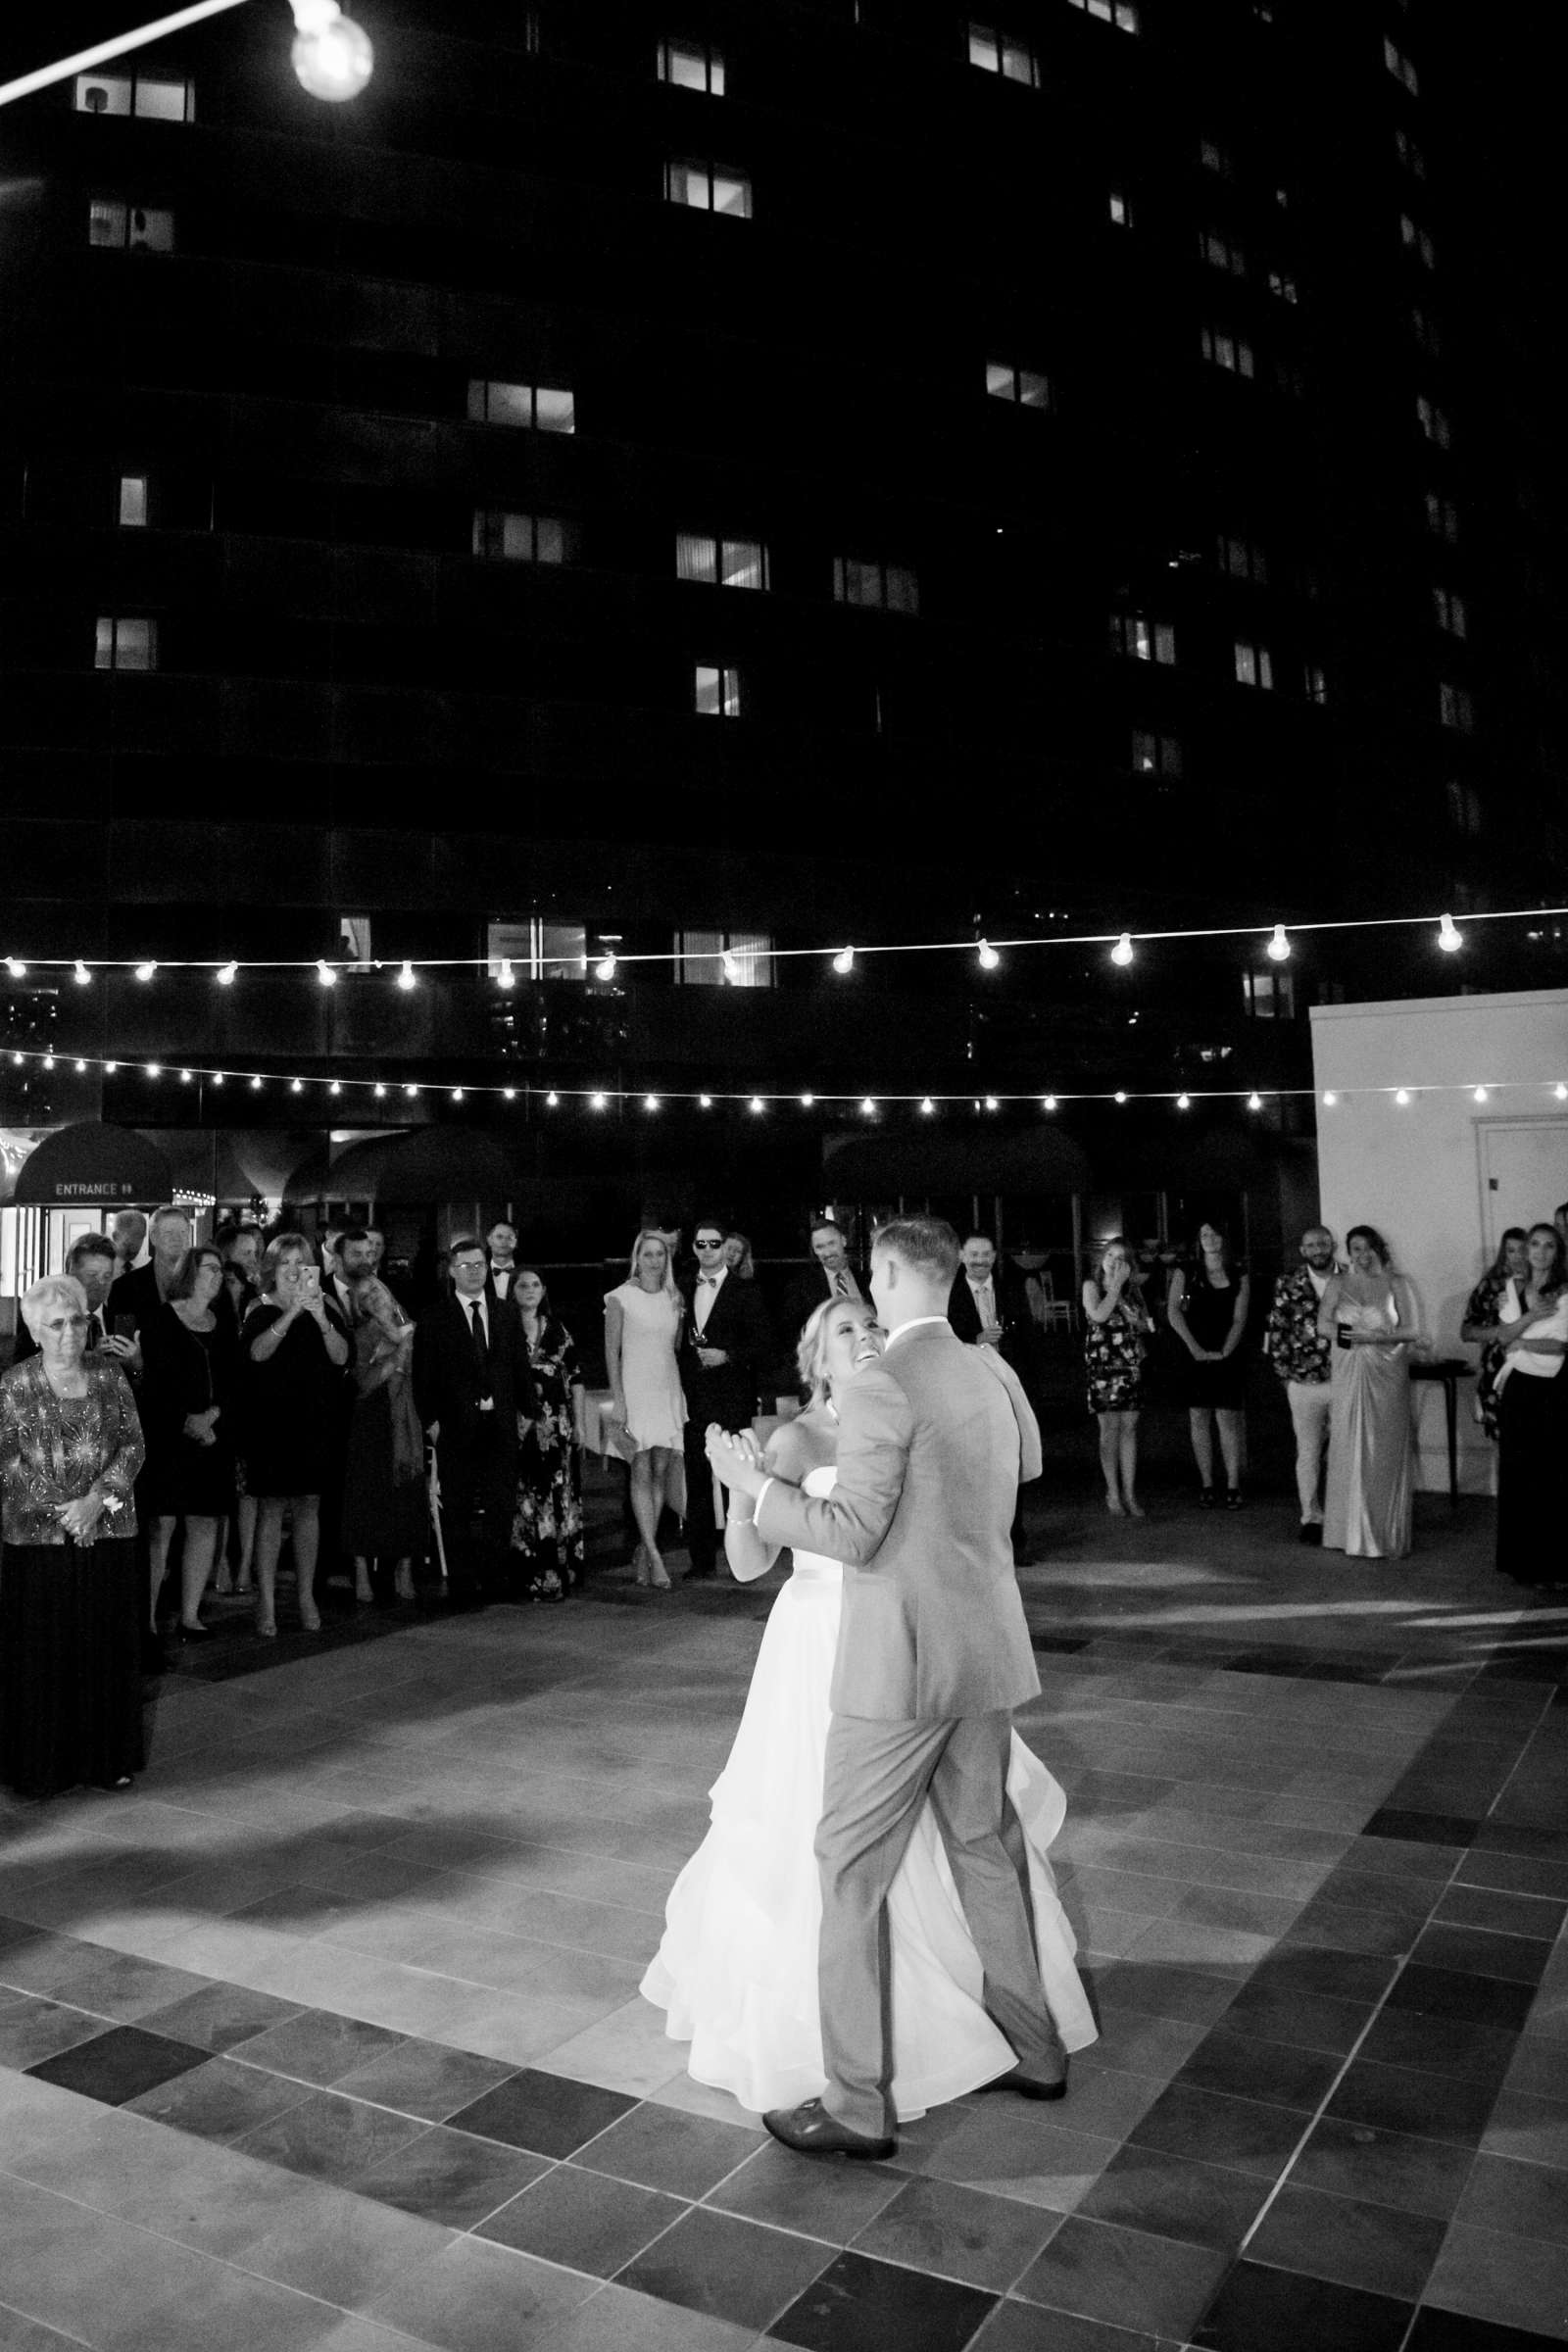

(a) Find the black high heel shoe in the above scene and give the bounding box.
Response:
[1199,1487,1218,1508]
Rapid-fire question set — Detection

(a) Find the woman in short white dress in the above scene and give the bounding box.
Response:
[605,1231,686,1591]
[640,1295,1097,2118]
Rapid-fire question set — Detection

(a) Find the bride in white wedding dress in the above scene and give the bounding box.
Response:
[639,1297,1097,2119]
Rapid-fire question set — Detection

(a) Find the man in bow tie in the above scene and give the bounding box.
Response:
[679,1217,773,1579]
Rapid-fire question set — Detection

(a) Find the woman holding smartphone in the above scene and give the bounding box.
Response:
[239,1234,351,1635]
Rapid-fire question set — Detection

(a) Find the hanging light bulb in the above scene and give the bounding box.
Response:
[749,1096,765,1113]
[134,960,156,982]
[1437,913,1463,953]
[5,956,25,977]
[317,958,337,987]
[373,1082,386,1098]
[860,1096,877,1114]
[1042,1094,1057,1111]
[11,1052,24,1066]
[329,1080,341,1096]
[800,1092,815,1107]
[289,0,375,103]
[832,946,856,975]
[1323,1090,1338,1106]
[74,1058,86,1073]
[179,1068,192,1084]
[1557,1084,1568,1102]
[250,1074,263,1091]
[545,1090,559,1106]
[73,960,91,986]
[145,1062,161,1078]
[405,1082,419,1098]
[504,1087,517,1101]
[644,1093,660,1110]
[396,960,416,990]
[595,951,617,982]
[217,959,238,986]
[497,958,515,990]
[42,1054,54,1071]
[699,1094,712,1108]
[591,1091,608,1109]
[1111,933,1134,967]
[721,951,740,983]
[984,1095,1000,1112]
[1266,924,1291,961]
[1473,1085,1489,1103]
[212,1070,225,1087]
[291,1077,304,1094]
[1114,1090,1128,1105]
[1248,1091,1263,1110]
[919,1096,935,1114]
[1176,1092,1191,1109]
[976,940,1000,970]
[451,1087,465,1102]
[1395,1087,1411,1105]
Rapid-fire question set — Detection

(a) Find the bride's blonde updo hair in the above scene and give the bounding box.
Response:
[796,1296,880,1409]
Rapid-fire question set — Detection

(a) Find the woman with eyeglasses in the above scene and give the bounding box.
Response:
[0,1274,146,1795]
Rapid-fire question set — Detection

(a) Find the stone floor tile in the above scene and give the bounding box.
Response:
[124,2052,316,2140]
[1078,2143,1270,2253]
[1246,2182,1447,2301]
[447,2068,638,2159]
[532,1996,689,2097]
[1011,2211,1228,2337]
[0,1993,109,2073]
[1454,2154,1568,2248]
[348,2122,550,2229]
[769,2247,996,2352]
[233,2084,430,2183]
[1189,2258,1413,2351]
[330,2036,515,2122]
[1288,2114,1479,2220]
[477,2163,687,2276]
[850,2175,1063,2292]
[1423,2220,1568,2339]
[526,2280,758,2352]
[25,2025,209,2107]
[227,2007,408,2087]
[365,2231,611,2351]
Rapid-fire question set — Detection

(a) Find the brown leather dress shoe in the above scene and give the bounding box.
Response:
[975,2062,1068,2101]
[762,2098,896,2160]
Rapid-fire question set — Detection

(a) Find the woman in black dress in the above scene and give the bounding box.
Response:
[141,1245,240,1639]
[240,1233,351,1636]
[1167,1221,1251,1506]
[0,1274,146,1796]
[1494,1223,1568,1587]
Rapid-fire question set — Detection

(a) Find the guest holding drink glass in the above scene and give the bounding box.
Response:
[0,1277,145,1795]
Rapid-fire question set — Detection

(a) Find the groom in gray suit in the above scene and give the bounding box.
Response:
[713,1214,1066,2159]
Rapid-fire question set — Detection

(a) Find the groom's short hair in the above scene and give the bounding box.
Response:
[871,1216,960,1283]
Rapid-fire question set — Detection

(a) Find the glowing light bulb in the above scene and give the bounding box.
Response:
[405,1083,419,1098]
[250,1075,263,1091]
[1043,1094,1057,1111]
[1438,913,1463,953]
[800,1092,815,1107]
[396,960,416,990]
[316,958,336,988]
[497,958,515,990]
[595,952,617,982]
[976,940,1000,970]
[74,1058,86,1072]
[329,1080,341,1096]
[43,1054,54,1070]
[832,946,855,975]
[73,960,91,986]
[1248,1091,1263,1110]
[1395,1087,1411,1105]
[591,1092,607,1109]
[984,1095,999,1112]
[1266,924,1291,961]
[134,960,156,982]
[179,1068,191,1084]
[721,951,740,983]
[451,1087,464,1102]
[212,1071,224,1087]
[105,1059,118,1073]
[291,1077,303,1094]
[749,1096,764,1113]
[504,1087,518,1102]
[1114,1091,1128,1105]
[373,1082,386,1098]
[644,1094,660,1111]
[1323,1090,1338,1106]
[699,1094,712,1108]
[5,956,24,977]
[1177,1092,1191,1109]
[545,1090,559,1106]
[1473,1085,1489,1103]
[1111,933,1134,967]
[290,0,374,103]
[217,960,238,985]
[860,1096,877,1115]
[145,1062,161,1078]
[1557,1084,1568,1102]
[920,1097,935,1114]
[12,1052,24,1065]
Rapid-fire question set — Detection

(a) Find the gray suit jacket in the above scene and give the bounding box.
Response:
[755,1320,1043,1722]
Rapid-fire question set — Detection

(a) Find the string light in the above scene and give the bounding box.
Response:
[316,958,336,988]
[5,956,24,978]
[644,1093,660,1110]
[591,1092,607,1109]
[212,1071,224,1087]
[1114,1090,1128,1104]
[1247,1091,1263,1110]
[451,1087,464,1102]
[179,1068,192,1084]
[134,960,156,982]
[396,960,416,991]
[860,1096,877,1114]
[1111,933,1134,967]
[832,947,856,974]
[504,1086,517,1101]
[374,1082,386,1097]
[721,951,740,983]
[291,1077,303,1094]
[217,960,238,986]
[1043,1095,1057,1110]
[405,1082,419,1098]
[1176,1092,1191,1109]
[749,1096,764,1113]
[545,1090,559,1106]
[1438,913,1463,953]
[976,940,1000,970]
[42,1054,54,1070]
[699,1093,712,1108]
[595,952,617,982]
[1473,1085,1489,1102]
[74,1058,86,1072]
[73,960,91,986]
[920,1096,935,1114]
[329,1080,341,1095]
[1395,1087,1411,1105]
[1266,924,1291,961]
[145,1062,161,1078]
[800,1092,814,1107]
[249,1075,262,1090]
[497,959,515,990]
[104,1060,117,1072]
[1323,1091,1338,1106]
[1558,1084,1568,1102]
[984,1095,1000,1112]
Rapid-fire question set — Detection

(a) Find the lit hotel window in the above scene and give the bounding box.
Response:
[74,72,194,119]
[1234,640,1274,689]
[118,474,148,527]
[472,511,569,563]
[1303,662,1328,705]
[1267,268,1298,305]
[986,361,1051,408]
[834,557,918,615]
[665,159,752,216]
[1424,491,1459,543]
[1217,535,1267,584]
[1110,614,1175,665]
[1432,585,1467,639]
[1399,214,1436,270]
[1384,37,1419,95]
[1131,730,1182,778]
[1395,126,1426,178]
[676,534,768,590]
[1107,188,1133,227]
[1439,682,1475,733]
[466,380,575,432]
[967,24,1039,84]
[1244,969,1295,1018]
[658,38,724,93]
[89,201,174,250]
[1067,0,1140,30]
[1199,137,1233,177]
[694,663,743,717]
[1201,325,1254,378]
[1200,230,1247,277]
[675,930,774,986]
[94,615,157,670]
[1416,394,1451,449]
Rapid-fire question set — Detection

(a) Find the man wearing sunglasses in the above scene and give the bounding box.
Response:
[678,1219,773,1578]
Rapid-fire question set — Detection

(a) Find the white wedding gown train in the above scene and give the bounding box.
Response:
[640,1466,1097,2118]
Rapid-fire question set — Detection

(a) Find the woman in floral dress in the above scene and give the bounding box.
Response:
[1462,1229,1530,1442]
[1081,1236,1152,1516]
[512,1269,586,1598]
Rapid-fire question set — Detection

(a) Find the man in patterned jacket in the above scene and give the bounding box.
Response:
[1263,1226,1343,1544]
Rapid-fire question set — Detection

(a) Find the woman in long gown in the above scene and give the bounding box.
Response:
[1318,1224,1425,1560]
[640,1296,1097,2120]
[511,1268,586,1599]
[1494,1223,1568,1587]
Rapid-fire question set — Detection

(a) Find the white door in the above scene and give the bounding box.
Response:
[1477,1119,1568,1254]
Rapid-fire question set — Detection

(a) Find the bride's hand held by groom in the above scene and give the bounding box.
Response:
[705,1423,769,1499]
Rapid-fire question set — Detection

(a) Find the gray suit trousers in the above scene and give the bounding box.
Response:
[813,1709,1065,2136]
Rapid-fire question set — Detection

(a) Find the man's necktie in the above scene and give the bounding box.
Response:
[86,1312,104,1350]
[468,1299,490,1389]
[833,1272,849,1298]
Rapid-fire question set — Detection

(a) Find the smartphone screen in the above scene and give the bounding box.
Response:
[113,1314,137,1340]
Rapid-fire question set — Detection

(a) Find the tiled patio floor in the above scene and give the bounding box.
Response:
[3,1485,1568,2351]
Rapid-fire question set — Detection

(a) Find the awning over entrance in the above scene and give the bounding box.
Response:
[11,1122,174,1208]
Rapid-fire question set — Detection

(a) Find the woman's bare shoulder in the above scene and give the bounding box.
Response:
[766,1413,834,1481]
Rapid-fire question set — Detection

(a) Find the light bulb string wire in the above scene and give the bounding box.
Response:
[1,1046,1563,1107]
[1,901,1558,981]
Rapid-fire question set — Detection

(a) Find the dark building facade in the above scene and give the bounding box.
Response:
[1,0,1563,1258]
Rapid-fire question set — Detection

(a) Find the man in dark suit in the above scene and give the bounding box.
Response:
[776,1219,864,1376]
[949,1235,1047,1555]
[486,1221,523,1309]
[107,1202,191,1348]
[679,1215,773,1578]
[13,1234,123,1366]
[415,1236,523,1608]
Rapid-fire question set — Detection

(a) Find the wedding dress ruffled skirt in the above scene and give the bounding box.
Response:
[640,1533,1097,2118]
